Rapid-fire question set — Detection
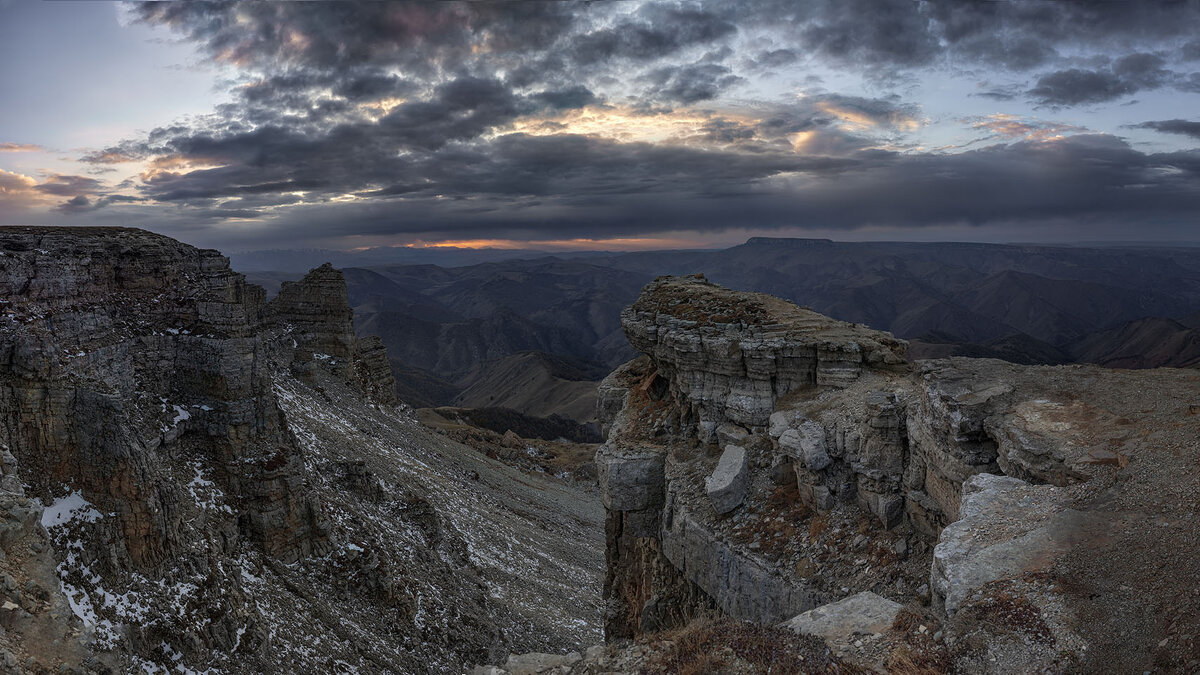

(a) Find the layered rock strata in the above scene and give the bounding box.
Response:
[0,227,328,565]
[598,274,1200,673]
[620,274,907,440]
[0,227,601,673]
[267,262,397,405]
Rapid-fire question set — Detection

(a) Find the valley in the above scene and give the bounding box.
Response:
[1,227,1197,673]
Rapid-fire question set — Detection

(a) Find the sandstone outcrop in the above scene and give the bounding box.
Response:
[598,274,1200,673]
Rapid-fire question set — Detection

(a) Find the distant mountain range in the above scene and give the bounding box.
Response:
[244,238,1200,420]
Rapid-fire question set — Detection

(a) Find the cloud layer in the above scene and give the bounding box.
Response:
[4,0,1200,248]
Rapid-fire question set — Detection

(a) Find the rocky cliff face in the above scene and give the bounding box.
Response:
[597,275,1200,673]
[0,227,328,566]
[268,262,397,405]
[620,275,907,441]
[0,227,603,674]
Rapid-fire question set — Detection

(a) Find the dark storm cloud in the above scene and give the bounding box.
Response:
[1029,69,1135,106]
[644,64,743,103]
[136,1,575,74]
[155,133,1198,250]
[55,192,144,214]
[70,0,1199,247]
[567,4,735,66]
[1132,119,1200,140]
[1029,53,1179,106]
[974,87,1019,102]
[750,49,798,69]
[56,195,92,213]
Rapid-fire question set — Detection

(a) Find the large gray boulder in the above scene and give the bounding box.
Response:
[778,421,831,471]
[595,446,666,511]
[768,410,795,438]
[931,472,1092,616]
[783,591,903,641]
[705,445,749,514]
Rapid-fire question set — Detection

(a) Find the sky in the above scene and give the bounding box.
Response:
[1,0,1199,252]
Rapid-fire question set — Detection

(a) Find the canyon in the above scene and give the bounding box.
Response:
[0,227,1197,674]
[0,228,602,673]
[566,274,1199,673]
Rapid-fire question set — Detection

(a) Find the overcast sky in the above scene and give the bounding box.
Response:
[2,0,1199,251]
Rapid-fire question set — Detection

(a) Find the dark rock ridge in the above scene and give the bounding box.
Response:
[268,262,397,405]
[0,226,327,566]
[595,274,1200,673]
[0,227,605,673]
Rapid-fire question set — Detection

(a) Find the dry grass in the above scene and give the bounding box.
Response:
[808,513,830,540]
[885,643,951,675]
[730,481,814,556]
[890,607,923,633]
[970,589,1055,645]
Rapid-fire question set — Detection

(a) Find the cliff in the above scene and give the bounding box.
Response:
[0,227,603,673]
[595,275,1200,673]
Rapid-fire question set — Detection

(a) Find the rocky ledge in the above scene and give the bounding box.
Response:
[620,274,907,441]
[596,275,1200,673]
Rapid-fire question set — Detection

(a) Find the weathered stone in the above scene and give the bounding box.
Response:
[503,651,582,675]
[661,509,826,624]
[621,276,907,433]
[267,263,397,405]
[704,445,749,514]
[798,482,834,511]
[931,473,1092,615]
[595,446,666,512]
[715,423,750,447]
[768,410,795,438]
[783,591,903,642]
[778,421,831,471]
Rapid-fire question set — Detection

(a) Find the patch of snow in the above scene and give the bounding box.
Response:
[41,492,103,529]
[187,462,232,513]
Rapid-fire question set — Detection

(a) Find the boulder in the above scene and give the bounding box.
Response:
[502,651,582,675]
[768,410,796,438]
[931,472,1092,616]
[705,445,749,514]
[595,446,666,511]
[778,421,831,471]
[715,423,750,447]
[782,591,903,641]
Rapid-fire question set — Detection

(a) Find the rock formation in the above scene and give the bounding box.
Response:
[620,274,907,440]
[267,262,397,405]
[596,274,1200,672]
[0,227,604,673]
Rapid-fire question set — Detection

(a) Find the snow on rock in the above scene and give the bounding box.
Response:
[40,491,103,529]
